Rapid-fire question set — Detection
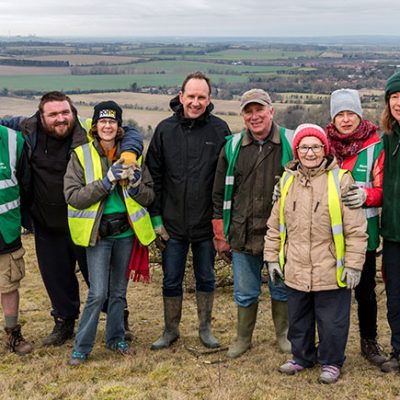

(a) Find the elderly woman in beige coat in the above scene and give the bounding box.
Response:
[264,123,368,384]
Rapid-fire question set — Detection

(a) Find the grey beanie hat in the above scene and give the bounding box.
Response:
[330,89,363,120]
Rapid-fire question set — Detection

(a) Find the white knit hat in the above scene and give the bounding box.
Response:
[330,89,363,120]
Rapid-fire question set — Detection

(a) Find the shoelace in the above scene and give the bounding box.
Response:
[71,351,86,360]
[322,365,340,376]
[367,340,385,356]
[116,341,129,352]
[322,365,340,375]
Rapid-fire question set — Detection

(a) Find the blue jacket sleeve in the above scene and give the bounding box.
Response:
[0,116,25,131]
[121,126,144,157]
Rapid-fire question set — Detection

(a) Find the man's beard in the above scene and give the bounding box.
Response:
[42,119,75,140]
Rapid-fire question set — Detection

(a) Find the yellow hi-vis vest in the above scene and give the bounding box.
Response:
[279,167,347,288]
[67,142,155,247]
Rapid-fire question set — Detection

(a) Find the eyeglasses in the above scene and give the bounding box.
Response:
[297,144,325,154]
[97,119,118,126]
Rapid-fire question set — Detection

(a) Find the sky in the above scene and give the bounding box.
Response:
[1,0,400,38]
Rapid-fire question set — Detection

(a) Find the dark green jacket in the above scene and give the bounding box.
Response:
[381,122,400,242]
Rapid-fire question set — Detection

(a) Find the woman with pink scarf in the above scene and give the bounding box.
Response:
[325,89,385,367]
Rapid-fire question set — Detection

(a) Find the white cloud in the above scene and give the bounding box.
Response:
[0,0,400,37]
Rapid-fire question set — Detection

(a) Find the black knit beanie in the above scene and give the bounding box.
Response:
[92,100,122,126]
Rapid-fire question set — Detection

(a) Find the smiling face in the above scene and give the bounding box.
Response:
[96,118,118,149]
[297,136,325,169]
[242,102,275,140]
[179,78,211,119]
[333,111,361,135]
[40,100,75,139]
[389,92,400,123]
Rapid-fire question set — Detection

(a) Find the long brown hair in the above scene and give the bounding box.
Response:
[380,101,396,134]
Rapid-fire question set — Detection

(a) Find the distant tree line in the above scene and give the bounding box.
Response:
[0,59,69,67]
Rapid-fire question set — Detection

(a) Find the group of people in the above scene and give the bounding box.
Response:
[1,70,400,384]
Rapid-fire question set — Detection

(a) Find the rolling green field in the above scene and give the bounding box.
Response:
[0,73,248,92]
[0,44,316,93]
[0,59,295,92]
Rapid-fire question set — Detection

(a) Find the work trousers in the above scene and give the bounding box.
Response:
[287,286,351,368]
[354,250,378,339]
[34,222,89,320]
[383,240,400,354]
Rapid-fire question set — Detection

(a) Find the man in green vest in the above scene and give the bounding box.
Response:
[212,88,293,358]
[0,124,32,355]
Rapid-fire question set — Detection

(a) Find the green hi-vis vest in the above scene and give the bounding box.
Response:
[67,142,155,247]
[222,126,294,239]
[0,126,24,244]
[279,168,348,288]
[349,143,383,251]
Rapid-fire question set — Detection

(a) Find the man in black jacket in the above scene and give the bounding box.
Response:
[1,92,143,346]
[146,72,231,350]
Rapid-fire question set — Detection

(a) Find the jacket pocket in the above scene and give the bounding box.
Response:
[9,247,26,283]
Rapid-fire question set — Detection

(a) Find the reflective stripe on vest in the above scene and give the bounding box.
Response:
[122,187,156,246]
[355,144,379,219]
[67,143,103,247]
[0,127,22,243]
[223,132,242,213]
[67,143,155,246]
[279,168,347,288]
[0,128,18,190]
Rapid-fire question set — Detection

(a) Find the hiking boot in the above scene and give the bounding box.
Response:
[360,338,386,366]
[151,296,182,351]
[42,317,75,346]
[279,360,305,375]
[124,309,134,342]
[318,365,341,384]
[67,351,87,367]
[381,352,400,373]
[5,325,32,355]
[108,340,133,356]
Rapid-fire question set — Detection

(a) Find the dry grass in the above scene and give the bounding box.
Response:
[0,235,399,400]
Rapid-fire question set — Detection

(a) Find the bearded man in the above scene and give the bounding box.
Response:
[0,91,143,346]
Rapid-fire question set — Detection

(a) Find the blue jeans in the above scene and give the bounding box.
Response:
[232,251,287,307]
[383,240,400,354]
[162,238,216,297]
[73,236,133,356]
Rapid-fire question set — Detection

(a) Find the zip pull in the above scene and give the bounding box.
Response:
[314,202,320,212]
[293,201,296,211]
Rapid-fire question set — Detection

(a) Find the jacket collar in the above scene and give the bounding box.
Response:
[241,121,281,146]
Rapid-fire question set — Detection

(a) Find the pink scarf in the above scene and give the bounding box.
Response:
[325,119,378,164]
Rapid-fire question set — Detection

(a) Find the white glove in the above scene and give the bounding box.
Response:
[341,184,367,209]
[107,158,128,183]
[341,267,362,289]
[267,262,284,285]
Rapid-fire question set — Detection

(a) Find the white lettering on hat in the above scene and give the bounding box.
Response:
[99,109,117,119]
